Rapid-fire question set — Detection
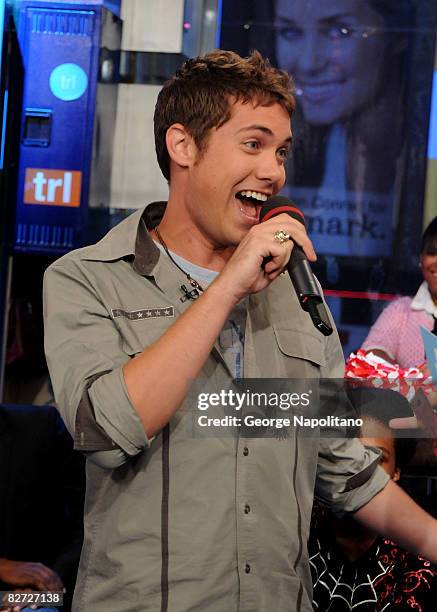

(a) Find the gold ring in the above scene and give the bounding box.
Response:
[274,230,290,244]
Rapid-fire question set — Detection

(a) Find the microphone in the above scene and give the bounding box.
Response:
[260,195,333,336]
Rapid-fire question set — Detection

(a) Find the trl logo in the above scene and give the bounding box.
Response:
[24,168,82,207]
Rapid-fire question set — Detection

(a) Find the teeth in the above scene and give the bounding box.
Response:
[239,190,268,202]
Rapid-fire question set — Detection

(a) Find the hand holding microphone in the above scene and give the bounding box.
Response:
[214,195,332,335]
[260,196,333,336]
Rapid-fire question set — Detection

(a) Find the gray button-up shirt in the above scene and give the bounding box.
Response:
[43,203,389,612]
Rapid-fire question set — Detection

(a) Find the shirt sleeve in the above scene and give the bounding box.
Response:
[314,309,390,513]
[361,298,409,361]
[43,260,150,466]
[315,438,389,513]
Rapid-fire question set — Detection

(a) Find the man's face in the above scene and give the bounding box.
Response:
[182,100,292,248]
[275,0,393,125]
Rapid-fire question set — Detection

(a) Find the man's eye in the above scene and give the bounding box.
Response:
[277,148,289,160]
[325,25,352,39]
[244,141,260,150]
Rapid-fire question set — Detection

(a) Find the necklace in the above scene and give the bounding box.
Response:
[154,226,204,298]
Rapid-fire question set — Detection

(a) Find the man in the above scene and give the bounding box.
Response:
[44,50,437,612]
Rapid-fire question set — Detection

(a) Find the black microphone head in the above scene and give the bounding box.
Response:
[259,195,306,227]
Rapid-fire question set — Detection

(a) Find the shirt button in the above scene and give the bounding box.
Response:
[243,447,249,456]
[244,504,251,514]
[245,563,251,574]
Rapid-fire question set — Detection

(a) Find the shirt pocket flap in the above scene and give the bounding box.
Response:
[273,325,326,367]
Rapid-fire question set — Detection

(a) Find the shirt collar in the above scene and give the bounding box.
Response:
[411,281,437,317]
[79,202,166,276]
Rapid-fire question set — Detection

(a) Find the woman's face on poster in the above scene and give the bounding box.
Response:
[275,0,398,125]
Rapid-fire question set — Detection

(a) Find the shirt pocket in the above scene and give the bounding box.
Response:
[271,325,328,419]
[272,324,326,374]
[115,316,175,357]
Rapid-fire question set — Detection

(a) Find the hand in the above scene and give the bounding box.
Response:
[215,213,316,303]
[0,559,63,592]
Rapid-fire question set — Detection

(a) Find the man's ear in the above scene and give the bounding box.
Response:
[166,123,197,170]
[393,467,401,482]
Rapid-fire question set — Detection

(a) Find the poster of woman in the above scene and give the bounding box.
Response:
[221,0,435,266]
[275,0,411,257]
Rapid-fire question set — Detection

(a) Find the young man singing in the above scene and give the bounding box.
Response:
[44,50,437,612]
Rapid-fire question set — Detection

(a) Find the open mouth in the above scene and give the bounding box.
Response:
[235,190,268,221]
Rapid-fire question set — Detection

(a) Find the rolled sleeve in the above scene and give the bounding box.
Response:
[43,260,150,461]
[86,367,148,455]
[315,437,390,514]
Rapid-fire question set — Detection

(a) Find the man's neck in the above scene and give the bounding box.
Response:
[153,201,234,272]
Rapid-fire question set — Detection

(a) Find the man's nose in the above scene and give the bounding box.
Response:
[255,153,286,186]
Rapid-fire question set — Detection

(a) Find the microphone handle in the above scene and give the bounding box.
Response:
[288,245,333,337]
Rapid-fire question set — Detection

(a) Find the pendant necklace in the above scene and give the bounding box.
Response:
[154,226,204,300]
